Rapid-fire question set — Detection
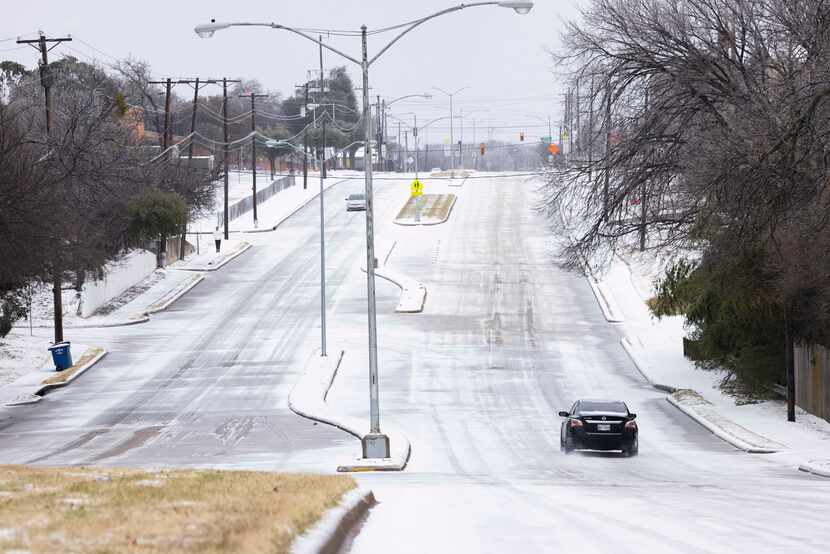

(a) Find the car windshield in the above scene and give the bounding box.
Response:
[348,194,365,200]
[578,401,628,414]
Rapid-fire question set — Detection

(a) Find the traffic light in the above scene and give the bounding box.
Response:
[519,131,525,141]
[480,142,485,156]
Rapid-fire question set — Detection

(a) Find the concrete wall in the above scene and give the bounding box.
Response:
[80,249,156,317]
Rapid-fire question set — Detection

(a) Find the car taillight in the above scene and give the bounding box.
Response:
[625,420,637,431]
[570,419,583,428]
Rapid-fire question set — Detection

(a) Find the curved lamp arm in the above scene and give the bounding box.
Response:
[369,2,533,66]
[419,115,454,130]
[386,93,432,107]
[195,21,361,65]
[196,2,532,67]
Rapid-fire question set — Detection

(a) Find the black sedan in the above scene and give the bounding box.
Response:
[559,399,638,456]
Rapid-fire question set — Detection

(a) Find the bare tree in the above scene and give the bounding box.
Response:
[545,0,830,417]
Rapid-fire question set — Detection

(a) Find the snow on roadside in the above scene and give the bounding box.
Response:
[0,170,356,398]
[0,331,50,388]
[602,248,830,466]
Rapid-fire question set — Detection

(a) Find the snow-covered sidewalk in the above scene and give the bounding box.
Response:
[596,251,830,472]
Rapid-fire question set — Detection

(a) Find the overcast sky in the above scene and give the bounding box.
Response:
[3,0,583,142]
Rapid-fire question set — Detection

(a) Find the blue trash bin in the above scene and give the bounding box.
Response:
[48,341,73,371]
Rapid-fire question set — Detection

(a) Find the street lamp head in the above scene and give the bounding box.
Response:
[194,20,230,39]
[498,1,534,14]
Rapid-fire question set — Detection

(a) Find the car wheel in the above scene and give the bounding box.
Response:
[625,438,639,457]
[562,437,574,454]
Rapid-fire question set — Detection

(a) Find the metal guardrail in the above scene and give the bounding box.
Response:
[217,174,296,227]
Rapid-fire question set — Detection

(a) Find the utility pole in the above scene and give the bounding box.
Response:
[382,99,388,170]
[404,130,409,172]
[376,95,383,170]
[587,77,594,179]
[568,88,574,160]
[397,121,402,171]
[576,79,584,156]
[17,33,71,135]
[239,91,269,226]
[221,78,241,240]
[295,82,310,189]
[413,114,419,179]
[459,109,464,170]
[640,85,648,252]
[148,78,174,150]
[188,78,200,159]
[603,82,612,216]
[176,78,219,260]
[18,33,71,344]
[179,78,220,159]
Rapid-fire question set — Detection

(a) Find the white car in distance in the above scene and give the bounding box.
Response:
[345,193,366,211]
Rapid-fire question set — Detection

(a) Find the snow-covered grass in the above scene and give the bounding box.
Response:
[0,331,49,388]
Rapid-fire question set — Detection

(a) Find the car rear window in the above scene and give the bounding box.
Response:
[348,194,365,200]
[578,401,628,414]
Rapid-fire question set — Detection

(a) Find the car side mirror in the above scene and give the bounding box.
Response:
[558,411,569,417]
[628,413,637,420]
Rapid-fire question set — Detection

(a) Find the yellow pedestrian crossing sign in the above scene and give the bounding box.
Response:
[410,179,423,197]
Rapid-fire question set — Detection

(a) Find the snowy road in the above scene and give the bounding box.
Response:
[327,175,830,553]
[1,173,829,552]
[0,176,383,470]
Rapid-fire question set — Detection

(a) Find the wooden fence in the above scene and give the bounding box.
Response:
[794,344,830,422]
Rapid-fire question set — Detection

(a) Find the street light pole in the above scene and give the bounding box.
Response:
[195,0,535,461]
[414,114,419,180]
[359,25,388,457]
[319,113,328,357]
[433,85,470,170]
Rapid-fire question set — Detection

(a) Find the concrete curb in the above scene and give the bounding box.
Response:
[14,273,205,332]
[13,314,150,330]
[36,347,108,397]
[798,460,830,478]
[144,274,206,314]
[288,349,411,472]
[176,242,251,272]
[620,337,677,393]
[666,390,784,453]
[371,268,427,313]
[291,488,376,554]
[360,242,426,313]
[567,229,623,324]
[587,275,624,323]
[246,178,351,234]
[4,393,43,406]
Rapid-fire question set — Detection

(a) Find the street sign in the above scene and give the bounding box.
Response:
[541,136,551,143]
[410,179,423,197]
[407,156,415,164]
